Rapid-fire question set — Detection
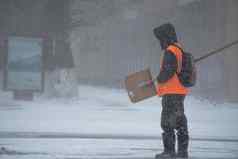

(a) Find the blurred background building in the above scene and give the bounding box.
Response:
[0,0,237,102]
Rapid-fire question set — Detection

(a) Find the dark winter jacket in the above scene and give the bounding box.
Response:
[157,50,177,83]
[153,23,178,83]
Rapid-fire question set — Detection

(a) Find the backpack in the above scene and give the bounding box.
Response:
[177,51,197,87]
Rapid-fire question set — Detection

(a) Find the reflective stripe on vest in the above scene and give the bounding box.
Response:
[157,45,189,96]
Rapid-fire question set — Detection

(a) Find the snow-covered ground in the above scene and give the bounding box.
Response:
[0,85,238,159]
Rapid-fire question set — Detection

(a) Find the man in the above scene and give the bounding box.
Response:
[153,23,190,159]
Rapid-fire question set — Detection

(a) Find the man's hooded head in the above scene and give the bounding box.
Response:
[153,23,178,50]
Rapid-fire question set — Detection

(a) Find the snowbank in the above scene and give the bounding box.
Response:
[0,85,238,140]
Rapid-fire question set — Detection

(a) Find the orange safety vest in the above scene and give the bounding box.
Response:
[157,44,189,96]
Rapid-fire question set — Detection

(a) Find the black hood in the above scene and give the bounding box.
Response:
[153,23,178,50]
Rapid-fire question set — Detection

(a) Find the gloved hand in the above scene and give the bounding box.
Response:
[146,80,154,87]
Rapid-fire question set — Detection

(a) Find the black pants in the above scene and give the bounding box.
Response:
[161,94,189,153]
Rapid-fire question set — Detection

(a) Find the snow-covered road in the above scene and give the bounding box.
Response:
[0,85,238,159]
[1,138,238,159]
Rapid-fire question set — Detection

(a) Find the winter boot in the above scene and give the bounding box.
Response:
[155,133,176,159]
[176,134,189,158]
